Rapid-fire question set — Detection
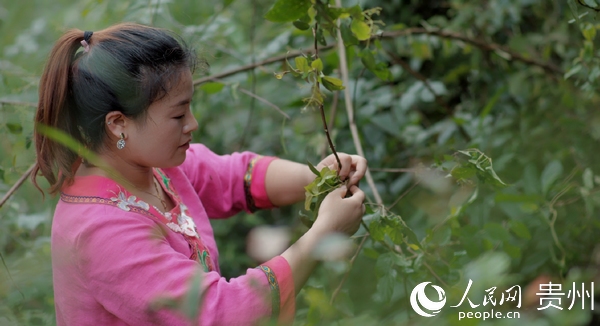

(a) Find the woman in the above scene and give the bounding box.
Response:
[33,23,367,325]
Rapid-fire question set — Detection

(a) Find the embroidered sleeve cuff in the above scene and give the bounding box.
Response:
[244,156,277,212]
[258,255,295,324]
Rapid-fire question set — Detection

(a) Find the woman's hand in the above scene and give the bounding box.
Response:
[313,185,365,236]
[316,153,367,187]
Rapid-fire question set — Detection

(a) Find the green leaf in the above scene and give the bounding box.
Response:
[509,220,531,240]
[566,0,579,22]
[403,226,423,250]
[565,64,582,80]
[484,223,510,242]
[340,22,359,46]
[293,20,310,30]
[450,165,477,181]
[351,19,371,41]
[385,218,404,245]
[346,5,363,19]
[307,161,320,176]
[583,168,594,189]
[582,22,597,41]
[325,7,349,20]
[368,211,385,241]
[295,56,309,74]
[299,210,314,228]
[316,28,327,46]
[199,82,224,94]
[36,124,102,168]
[376,274,395,302]
[372,63,392,81]
[480,87,506,120]
[541,160,563,195]
[322,76,345,91]
[311,58,323,72]
[375,252,409,275]
[180,272,203,321]
[25,134,32,149]
[264,0,311,23]
[503,241,522,259]
[6,123,22,134]
[429,226,451,246]
[359,48,377,71]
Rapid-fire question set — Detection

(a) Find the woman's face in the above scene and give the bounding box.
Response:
[122,68,198,168]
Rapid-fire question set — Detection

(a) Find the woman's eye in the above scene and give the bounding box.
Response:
[174,115,185,120]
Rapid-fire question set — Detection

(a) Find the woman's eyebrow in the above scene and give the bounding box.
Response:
[172,98,191,107]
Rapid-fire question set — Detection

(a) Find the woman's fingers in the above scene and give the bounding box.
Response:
[346,185,365,204]
[349,156,367,185]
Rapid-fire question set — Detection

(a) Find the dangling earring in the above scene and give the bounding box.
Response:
[117,133,126,150]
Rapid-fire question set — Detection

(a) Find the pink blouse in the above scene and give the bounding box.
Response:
[51,144,295,325]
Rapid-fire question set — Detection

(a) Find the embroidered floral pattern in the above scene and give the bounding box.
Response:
[61,168,215,272]
[110,191,150,211]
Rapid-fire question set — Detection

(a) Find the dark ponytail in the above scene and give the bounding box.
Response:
[33,29,87,194]
[32,23,199,194]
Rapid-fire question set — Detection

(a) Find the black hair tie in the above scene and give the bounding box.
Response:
[81,31,93,53]
[83,31,93,43]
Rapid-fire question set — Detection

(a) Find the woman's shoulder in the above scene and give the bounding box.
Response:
[55,175,159,232]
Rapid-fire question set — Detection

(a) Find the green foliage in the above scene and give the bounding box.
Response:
[264,0,311,23]
[1,0,600,325]
[300,163,341,228]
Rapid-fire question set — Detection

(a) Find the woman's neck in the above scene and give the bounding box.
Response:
[76,152,154,192]
[76,153,175,211]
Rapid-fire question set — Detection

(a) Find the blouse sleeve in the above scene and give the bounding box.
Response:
[73,205,295,325]
[178,144,277,218]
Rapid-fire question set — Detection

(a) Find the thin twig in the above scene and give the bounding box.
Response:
[385,50,472,141]
[330,233,369,305]
[335,0,383,206]
[576,0,600,11]
[210,77,290,119]
[379,28,562,74]
[0,250,24,299]
[313,22,342,171]
[321,91,339,160]
[370,167,415,173]
[0,100,37,107]
[192,27,561,87]
[0,163,37,210]
[423,261,449,288]
[385,50,451,113]
[237,88,290,119]
[389,180,420,210]
[238,0,258,150]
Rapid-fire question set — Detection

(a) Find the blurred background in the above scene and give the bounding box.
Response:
[1,0,599,325]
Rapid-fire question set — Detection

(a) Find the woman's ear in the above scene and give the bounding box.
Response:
[105,111,127,139]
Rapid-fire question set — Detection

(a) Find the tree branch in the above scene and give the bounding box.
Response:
[385,50,451,113]
[314,22,342,172]
[384,49,472,141]
[210,77,290,119]
[193,27,561,87]
[335,0,383,206]
[370,167,415,173]
[379,28,563,74]
[330,232,368,305]
[0,163,37,210]
[0,100,37,107]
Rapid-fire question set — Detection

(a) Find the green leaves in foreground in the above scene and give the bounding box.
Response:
[368,209,423,251]
[448,149,508,188]
[299,162,342,227]
[264,0,311,23]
